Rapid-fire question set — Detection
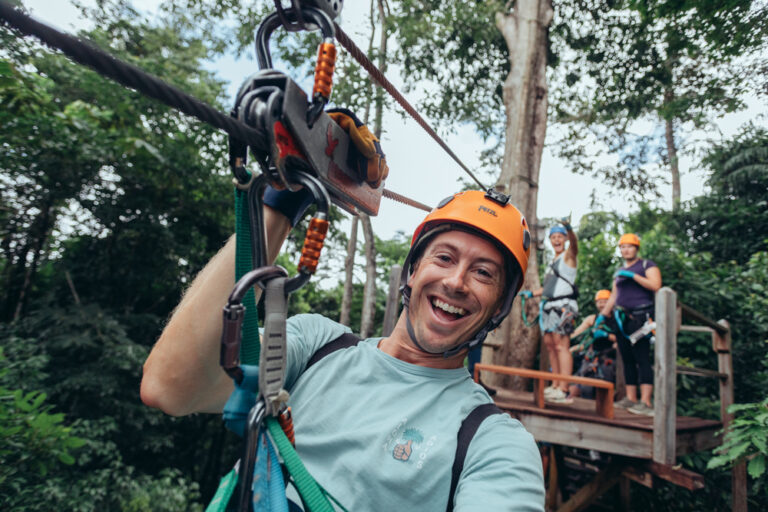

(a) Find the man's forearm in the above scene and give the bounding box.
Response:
[141,207,292,416]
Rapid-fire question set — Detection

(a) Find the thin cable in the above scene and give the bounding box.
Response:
[382,188,431,212]
[0,2,267,152]
[334,23,488,191]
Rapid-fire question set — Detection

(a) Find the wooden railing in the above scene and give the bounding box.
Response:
[656,288,745,510]
[473,365,615,418]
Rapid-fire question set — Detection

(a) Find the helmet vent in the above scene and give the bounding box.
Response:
[437,195,454,209]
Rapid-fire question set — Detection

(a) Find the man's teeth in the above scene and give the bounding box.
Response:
[432,298,467,316]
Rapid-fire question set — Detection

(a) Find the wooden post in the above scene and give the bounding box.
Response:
[381,264,402,337]
[619,477,631,512]
[713,320,747,512]
[653,287,677,464]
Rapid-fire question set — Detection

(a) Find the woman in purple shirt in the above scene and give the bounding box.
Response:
[596,233,662,416]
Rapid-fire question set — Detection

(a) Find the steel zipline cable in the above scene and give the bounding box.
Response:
[0,1,269,154]
[0,1,485,199]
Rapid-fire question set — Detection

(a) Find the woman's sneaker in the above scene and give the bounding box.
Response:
[628,401,655,416]
[614,397,637,409]
[545,388,574,404]
[543,386,558,397]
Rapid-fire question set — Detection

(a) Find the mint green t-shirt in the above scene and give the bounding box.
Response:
[282,314,544,512]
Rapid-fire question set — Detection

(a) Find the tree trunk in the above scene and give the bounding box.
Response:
[12,204,54,321]
[358,212,377,337]
[358,0,389,338]
[373,0,388,138]
[484,0,553,390]
[339,216,359,326]
[663,89,681,210]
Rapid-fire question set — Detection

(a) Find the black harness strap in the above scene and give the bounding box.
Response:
[446,403,503,512]
[305,332,363,371]
[305,332,503,512]
[545,259,579,301]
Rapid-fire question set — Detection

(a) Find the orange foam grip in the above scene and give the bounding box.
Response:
[277,407,295,446]
[313,42,336,100]
[298,217,329,274]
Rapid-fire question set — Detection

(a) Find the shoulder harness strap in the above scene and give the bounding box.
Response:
[446,403,503,512]
[546,260,579,301]
[305,332,362,371]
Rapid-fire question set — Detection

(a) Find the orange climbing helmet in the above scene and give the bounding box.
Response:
[618,233,640,247]
[400,189,531,357]
[594,289,611,301]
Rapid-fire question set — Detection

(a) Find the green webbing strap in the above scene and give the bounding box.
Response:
[205,467,238,512]
[265,417,345,512]
[520,295,540,328]
[235,186,260,365]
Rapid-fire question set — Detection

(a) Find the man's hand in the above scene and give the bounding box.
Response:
[560,213,572,231]
[614,269,635,279]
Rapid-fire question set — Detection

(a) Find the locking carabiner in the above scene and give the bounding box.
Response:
[255,6,337,127]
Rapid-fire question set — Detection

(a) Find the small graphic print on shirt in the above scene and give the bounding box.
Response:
[392,428,424,461]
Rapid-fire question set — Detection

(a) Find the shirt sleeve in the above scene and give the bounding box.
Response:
[453,415,545,512]
[283,314,352,391]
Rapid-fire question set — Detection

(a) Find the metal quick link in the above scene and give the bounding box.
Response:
[259,276,289,416]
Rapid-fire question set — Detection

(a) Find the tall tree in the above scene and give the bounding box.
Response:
[390,0,553,385]
[552,0,768,209]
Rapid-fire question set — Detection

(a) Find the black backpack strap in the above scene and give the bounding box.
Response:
[446,403,503,512]
[305,332,362,371]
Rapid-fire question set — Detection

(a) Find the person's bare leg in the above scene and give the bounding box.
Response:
[625,384,638,402]
[543,332,561,388]
[555,333,573,392]
[640,384,653,407]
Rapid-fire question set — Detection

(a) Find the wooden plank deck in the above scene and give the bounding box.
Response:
[493,389,722,459]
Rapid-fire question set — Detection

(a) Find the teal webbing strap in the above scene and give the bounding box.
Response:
[265,417,344,512]
[520,295,539,328]
[235,186,260,365]
[205,467,238,512]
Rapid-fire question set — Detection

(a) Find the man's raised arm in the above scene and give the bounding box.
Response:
[141,206,292,416]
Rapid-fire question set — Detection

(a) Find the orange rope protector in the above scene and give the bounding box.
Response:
[313,41,336,100]
[298,217,329,274]
[278,406,296,446]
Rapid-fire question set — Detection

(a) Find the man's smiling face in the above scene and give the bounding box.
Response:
[406,230,505,354]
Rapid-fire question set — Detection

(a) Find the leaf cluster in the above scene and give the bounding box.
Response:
[708,398,768,491]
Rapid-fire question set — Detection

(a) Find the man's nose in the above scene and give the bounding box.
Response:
[443,265,469,293]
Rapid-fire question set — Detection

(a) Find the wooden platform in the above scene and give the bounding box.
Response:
[493,389,722,460]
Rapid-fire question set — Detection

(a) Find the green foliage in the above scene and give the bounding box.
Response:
[0,350,85,507]
[552,0,768,196]
[708,398,768,492]
[677,124,768,264]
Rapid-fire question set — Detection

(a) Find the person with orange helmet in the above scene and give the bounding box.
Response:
[141,187,545,511]
[567,290,618,399]
[517,216,580,404]
[595,233,662,416]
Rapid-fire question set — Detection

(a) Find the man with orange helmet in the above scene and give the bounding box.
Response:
[141,188,544,511]
[596,233,662,416]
